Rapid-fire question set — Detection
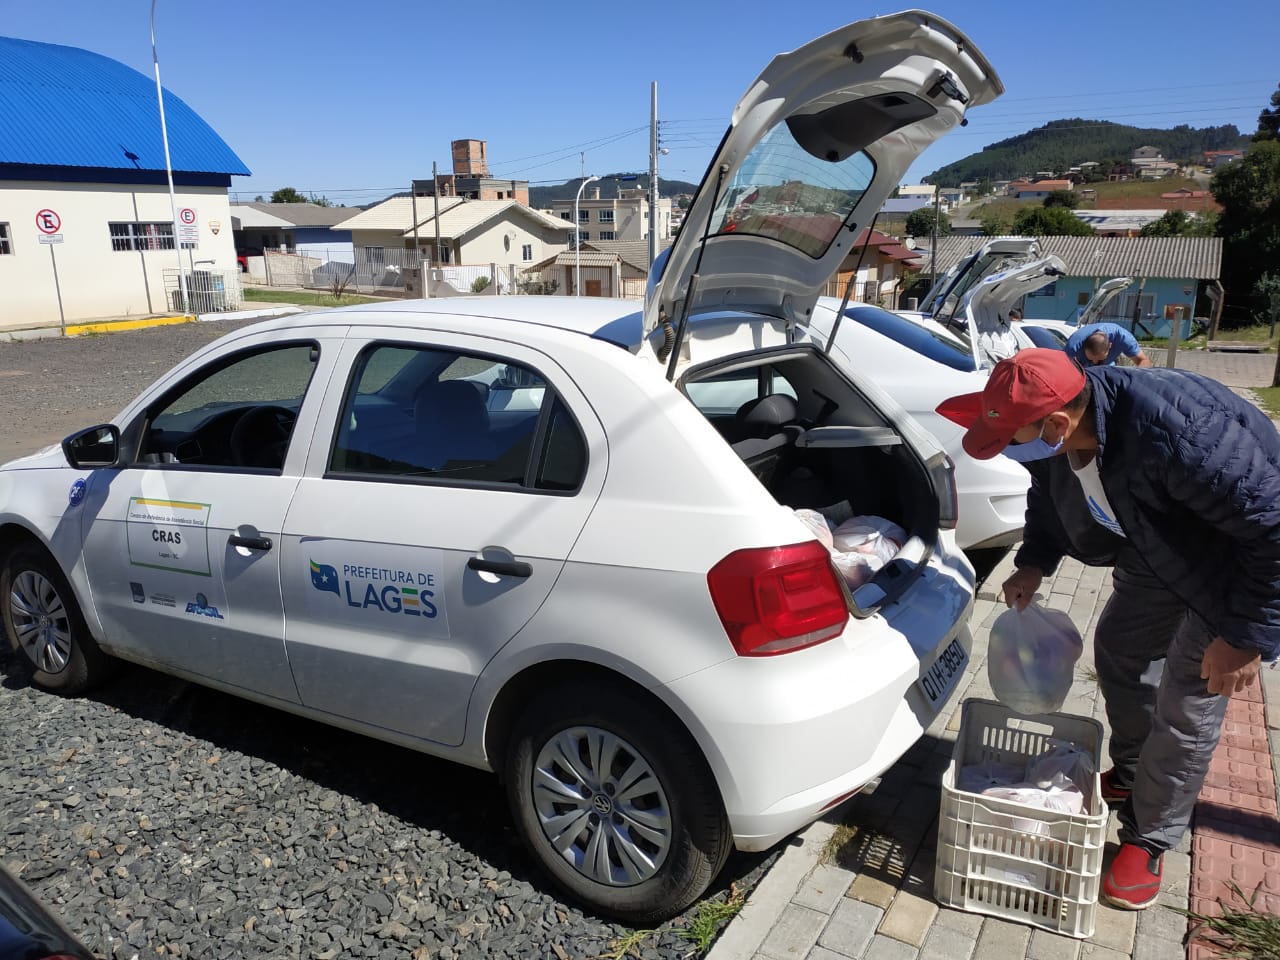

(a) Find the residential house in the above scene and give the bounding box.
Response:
[526,237,674,298]
[1011,179,1073,199]
[827,229,921,303]
[0,35,247,327]
[1137,161,1179,179]
[334,196,576,292]
[920,234,1221,337]
[1159,188,1217,212]
[230,202,357,280]
[898,184,936,200]
[548,186,672,244]
[1203,149,1244,168]
[1132,146,1163,161]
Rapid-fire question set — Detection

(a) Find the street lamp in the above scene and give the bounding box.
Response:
[574,175,599,296]
[150,0,189,316]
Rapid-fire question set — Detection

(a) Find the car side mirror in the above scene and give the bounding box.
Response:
[62,424,121,469]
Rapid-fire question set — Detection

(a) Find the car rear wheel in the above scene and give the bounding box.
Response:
[2,544,110,694]
[505,681,731,923]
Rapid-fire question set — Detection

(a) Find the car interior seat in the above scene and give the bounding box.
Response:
[731,394,801,486]
[413,379,496,470]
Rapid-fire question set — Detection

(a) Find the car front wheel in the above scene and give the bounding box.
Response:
[506,681,731,923]
[2,544,110,694]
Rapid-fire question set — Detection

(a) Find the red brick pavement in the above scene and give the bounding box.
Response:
[1186,678,1280,958]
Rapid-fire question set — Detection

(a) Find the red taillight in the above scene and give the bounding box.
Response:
[707,541,850,656]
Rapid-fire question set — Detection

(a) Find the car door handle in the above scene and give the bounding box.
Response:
[228,534,273,551]
[467,556,532,578]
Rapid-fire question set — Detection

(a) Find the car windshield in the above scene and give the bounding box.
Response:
[845,303,976,373]
[707,123,875,259]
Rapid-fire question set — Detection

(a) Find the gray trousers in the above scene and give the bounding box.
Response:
[1093,550,1227,853]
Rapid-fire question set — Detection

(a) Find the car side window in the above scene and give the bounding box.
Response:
[683,367,797,417]
[139,343,318,471]
[330,343,587,492]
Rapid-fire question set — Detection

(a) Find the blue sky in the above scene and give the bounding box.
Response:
[5,1,1275,205]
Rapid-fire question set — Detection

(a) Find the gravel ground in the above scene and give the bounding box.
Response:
[0,318,778,959]
[0,318,269,462]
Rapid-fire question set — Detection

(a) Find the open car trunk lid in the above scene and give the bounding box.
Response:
[642,11,1002,375]
[915,237,1042,324]
[1077,276,1134,327]
[957,255,1067,368]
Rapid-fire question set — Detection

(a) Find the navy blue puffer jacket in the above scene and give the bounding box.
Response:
[1015,365,1280,659]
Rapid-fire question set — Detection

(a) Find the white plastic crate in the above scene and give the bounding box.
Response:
[934,698,1107,939]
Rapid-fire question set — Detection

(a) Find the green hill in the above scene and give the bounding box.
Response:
[925,119,1249,184]
[529,173,700,207]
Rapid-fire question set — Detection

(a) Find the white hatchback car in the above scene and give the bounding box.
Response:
[0,12,998,921]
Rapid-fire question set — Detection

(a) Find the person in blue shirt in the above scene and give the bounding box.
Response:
[1065,322,1152,367]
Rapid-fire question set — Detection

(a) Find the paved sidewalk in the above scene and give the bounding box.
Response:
[709,550,1280,960]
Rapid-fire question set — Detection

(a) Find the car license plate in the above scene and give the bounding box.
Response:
[918,636,968,707]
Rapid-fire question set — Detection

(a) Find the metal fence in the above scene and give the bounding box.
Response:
[162,267,243,314]
[820,279,882,304]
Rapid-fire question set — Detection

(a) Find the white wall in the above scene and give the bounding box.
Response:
[0,181,237,328]
[459,217,570,267]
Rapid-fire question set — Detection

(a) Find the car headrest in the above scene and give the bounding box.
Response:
[735,394,799,438]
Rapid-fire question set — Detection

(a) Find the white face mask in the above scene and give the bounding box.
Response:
[1002,421,1064,463]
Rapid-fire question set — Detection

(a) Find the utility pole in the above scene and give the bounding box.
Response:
[648,81,659,267]
[432,160,442,275]
[930,186,941,289]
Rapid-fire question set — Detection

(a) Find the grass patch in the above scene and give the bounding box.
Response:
[595,929,653,959]
[1181,881,1280,959]
[1078,666,1099,684]
[818,821,860,868]
[1254,387,1280,419]
[677,884,747,951]
[241,288,387,307]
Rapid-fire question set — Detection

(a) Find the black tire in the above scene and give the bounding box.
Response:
[505,681,731,923]
[1,543,111,694]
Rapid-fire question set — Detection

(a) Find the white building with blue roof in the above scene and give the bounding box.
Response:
[0,35,250,328]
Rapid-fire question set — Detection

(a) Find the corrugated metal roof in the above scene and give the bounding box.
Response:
[234,202,359,228]
[0,35,249,175]
[549,252,620,267]
[921,235,1222,280]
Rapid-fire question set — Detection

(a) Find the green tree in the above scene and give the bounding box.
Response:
[1256,83,1280,142]
[308,193,333,207]
[905,206,950,238]
[1212,139,1280,320]
[1139,210,1219,238]
[1012,206,1095,236]
[1043,190,1078,209]
[270,187,307,203]
[979,208,1013,236]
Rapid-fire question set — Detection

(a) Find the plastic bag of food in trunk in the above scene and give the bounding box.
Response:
[831,516,906,566]
[987,601,1083,716]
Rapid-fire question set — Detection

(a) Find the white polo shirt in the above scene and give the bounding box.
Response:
[1069,452,1126,538]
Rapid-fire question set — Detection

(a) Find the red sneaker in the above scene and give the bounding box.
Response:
[1102,843,1162,910]
[1100,768,1132,805]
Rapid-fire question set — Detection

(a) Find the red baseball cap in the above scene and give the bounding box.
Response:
[936,349,1086,460]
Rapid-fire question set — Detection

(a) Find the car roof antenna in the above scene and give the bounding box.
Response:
[825,211,880,355]
[665,162,729,381]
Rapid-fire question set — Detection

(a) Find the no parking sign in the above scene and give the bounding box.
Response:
[177,207,198,245]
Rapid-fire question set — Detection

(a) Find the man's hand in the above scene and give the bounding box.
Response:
[1001,566,1044,611]
[1201,637,1261,696]
[1132,349,1153,368]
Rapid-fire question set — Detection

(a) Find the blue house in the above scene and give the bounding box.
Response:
[923,235,1222,339]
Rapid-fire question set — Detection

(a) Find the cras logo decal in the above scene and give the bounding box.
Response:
[184,592,224,620]
[309,559,439,618]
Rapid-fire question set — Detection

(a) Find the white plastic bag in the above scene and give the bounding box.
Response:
[1027,739,1096,796]
[987,601,1083,716]
[830,551,881,590]
[793,508,834,550]
[831,516,906,566]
